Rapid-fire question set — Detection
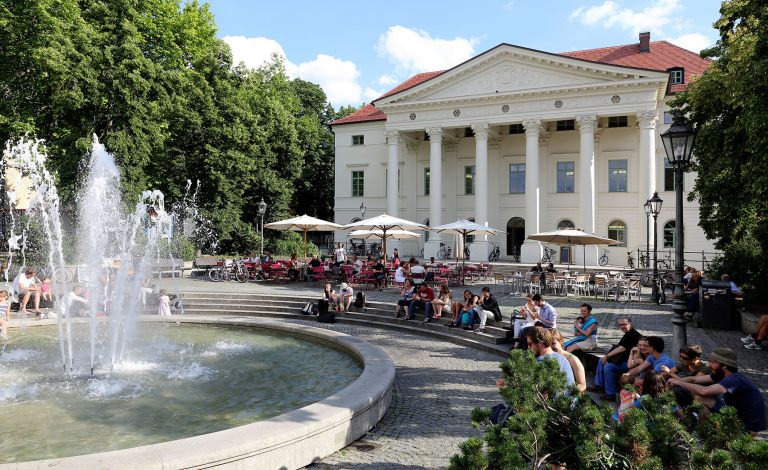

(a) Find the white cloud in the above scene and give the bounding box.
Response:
[363,87,384,101]
[377,25,479,75]
[502,1,515,11]
[666,33,712,53]
[569,0,682,35]
[377,74,398,86]
[223,35,365,106]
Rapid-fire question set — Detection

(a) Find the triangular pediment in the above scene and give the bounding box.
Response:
[375,44,667,107]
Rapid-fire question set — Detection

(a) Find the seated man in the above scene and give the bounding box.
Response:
[669,347,766,434]
[67,286,90,317]
[625,336,676,379]
[409,259,426,286]
[526,326,575,387]
[590,318,642,401]
[338,282,354,312]
[473,286,502,333]
[406,283,434,322]
[18,268,42,315]
[518,294,557,347]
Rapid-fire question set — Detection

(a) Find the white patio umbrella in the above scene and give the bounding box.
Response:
[527,229,620,271]
[348,229,422,240]
[344,214,427,261]
[431,219,501,283]
[264,214,342,259]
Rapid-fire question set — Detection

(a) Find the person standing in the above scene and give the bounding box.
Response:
[334,243,346,265]
[158,289,172,317]
[589,317,642,402]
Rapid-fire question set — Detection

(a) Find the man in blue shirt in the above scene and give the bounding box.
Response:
[669,347,766,434]
[532,294,557,329]
[526,326,575,387]
[626,336,676,378]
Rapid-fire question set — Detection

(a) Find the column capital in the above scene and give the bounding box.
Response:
[426,127,443,141]
[522,119,541,137]
[385,130,400,145]
[636,110,659,129]
[471,122,489,140]
[576,115,598,133]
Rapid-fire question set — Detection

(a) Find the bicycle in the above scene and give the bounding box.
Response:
[208,261,247,283]
[37,265,74,283]
[488,244,500,262]
[464,245,470,259]
[508,245,520,263]
[638,252,650,269]
[626,251,635,269]
[598,248,610,266]
[540,246,556,264]
[437,242,451,260]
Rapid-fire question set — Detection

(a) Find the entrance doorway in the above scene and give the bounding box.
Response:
[506,217,525,260]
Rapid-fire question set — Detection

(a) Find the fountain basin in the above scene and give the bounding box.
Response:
[0,317,394,469]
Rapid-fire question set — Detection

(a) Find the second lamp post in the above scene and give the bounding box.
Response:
[647,192,663,303]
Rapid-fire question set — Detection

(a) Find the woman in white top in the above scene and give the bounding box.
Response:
[393,262,409,284]
[512,294,539,346]
[334,243,346,264]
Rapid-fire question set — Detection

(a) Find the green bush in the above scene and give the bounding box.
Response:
[269,231,318,258]
[449,349,768,469]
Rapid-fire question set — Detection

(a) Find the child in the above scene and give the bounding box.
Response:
[158,289,171,317]
[0,290,9,340]
[40,278,52,302]
[615,373,641,423]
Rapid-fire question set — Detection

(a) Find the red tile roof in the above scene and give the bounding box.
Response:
[331,41,711,126]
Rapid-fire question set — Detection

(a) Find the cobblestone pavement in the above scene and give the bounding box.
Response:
[158,278,768,467]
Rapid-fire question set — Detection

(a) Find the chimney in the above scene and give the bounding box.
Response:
[639,32,651,52]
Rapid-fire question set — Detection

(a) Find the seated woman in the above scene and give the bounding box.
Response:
[431,283,452,320]
[447,290,473,327]
[393,261,409,284]
[395,279,416,318]
[552,330,587,393]
[564,303,599,352]
[323,282,339,310]
[460,295,480,331]
[512,294,539,347]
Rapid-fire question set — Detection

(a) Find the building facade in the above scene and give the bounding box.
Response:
[331,34,714,265]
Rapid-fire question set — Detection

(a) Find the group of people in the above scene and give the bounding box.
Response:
[591,318,765,434]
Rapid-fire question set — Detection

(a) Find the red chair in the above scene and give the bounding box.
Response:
[356,269,377,290]
[310,266,327,284]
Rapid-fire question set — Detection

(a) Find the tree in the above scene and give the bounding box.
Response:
[449,349,768,469]
[673,0,768,300]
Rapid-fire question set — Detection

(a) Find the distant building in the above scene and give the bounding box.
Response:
[331,33,714,265]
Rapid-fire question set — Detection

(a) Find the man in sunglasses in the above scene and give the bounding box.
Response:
[588,317,642,402]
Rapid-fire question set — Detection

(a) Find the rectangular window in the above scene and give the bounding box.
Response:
[424,168,430,196]
[351,170,364,197]
[352,135,364,145]
[508,163,525,194]
[464,165,475,195]
[509,123,525,134]
[663,111,674,124]
[608,160,628,192]
[664,160,682,191]
[608,116,628,128]
[556,161,575,193]
[556,120,575,131]
[670,69,684,84]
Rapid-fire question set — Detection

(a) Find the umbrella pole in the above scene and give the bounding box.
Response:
[461,232,466,285]
[303,229,308,261]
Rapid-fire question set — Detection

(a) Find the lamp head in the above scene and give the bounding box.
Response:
[648,192,663,216]
[660,113,696,168]
[257,198,267,216]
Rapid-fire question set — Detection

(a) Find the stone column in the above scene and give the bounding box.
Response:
[520,119,543,263]
[424,127,443,259]
[470,123,490,261]
[577,115,598,267]
[638,111,659,248]
[385,130,400,217]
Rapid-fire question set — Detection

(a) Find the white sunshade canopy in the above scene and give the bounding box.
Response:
[430,219,500,235]
[343,213,428,232]
[264,214,342,232]
[527,229,620,246]
[349,229,422,240]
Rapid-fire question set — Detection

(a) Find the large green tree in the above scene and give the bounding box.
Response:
[675,0,768,299]
[0,0,343,254]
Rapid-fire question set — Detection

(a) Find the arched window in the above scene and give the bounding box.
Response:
[423,218,430,242]
[607,220,627,247]
[506,217,525,258]
[557,219,575,230]
[467,217,475,244]
[663,220,676,248]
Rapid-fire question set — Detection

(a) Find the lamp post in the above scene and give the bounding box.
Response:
[648,192,663,303]
[644,200,651,270]
[257,198,267,256]
[359,202,366,220]
[660,114,696,356]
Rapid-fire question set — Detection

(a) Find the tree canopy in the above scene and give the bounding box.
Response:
[674,0,768,299]
[0,0,357,254]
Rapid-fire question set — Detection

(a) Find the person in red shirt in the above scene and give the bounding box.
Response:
[405,284,435,322]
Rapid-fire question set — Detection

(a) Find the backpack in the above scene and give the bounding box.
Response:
[300,301,314,315]
[354,291,366,309]
[459,311,473,327]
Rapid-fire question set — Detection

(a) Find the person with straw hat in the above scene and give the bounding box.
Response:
[669,347,766,434]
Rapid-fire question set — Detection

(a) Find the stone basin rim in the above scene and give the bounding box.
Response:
[3,316,395,470]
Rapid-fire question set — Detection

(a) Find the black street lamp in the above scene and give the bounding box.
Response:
[644,200,651,270]
[257,198,267,256]
[660,114,696,356]
[647,192,663,303]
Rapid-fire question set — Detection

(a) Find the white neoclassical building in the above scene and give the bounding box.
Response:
[331,33,714,265]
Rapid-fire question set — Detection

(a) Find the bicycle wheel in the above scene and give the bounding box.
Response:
[52,267,73,283]
[599,255,609,266]
[235,267,248,283]
[208,268,221,282]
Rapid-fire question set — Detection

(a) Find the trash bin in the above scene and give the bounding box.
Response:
[699,280,739,330]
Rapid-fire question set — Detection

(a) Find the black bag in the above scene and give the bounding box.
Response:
[354,291,366,309]
[489,403,514,426]
[300,301,314,315]
[317,299,335,323]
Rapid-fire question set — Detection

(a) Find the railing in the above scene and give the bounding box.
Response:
[633,248,722,272]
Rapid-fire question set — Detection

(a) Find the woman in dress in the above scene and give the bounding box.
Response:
[158,289,171,317]
[431,283,452,321]
[512,294,539,347]
[447,289,473,327]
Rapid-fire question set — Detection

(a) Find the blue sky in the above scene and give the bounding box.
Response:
[206,0,723,107]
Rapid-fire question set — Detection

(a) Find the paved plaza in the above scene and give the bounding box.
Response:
[157,278,768,469]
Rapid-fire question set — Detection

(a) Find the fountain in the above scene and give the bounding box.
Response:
[0,137,393,468]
